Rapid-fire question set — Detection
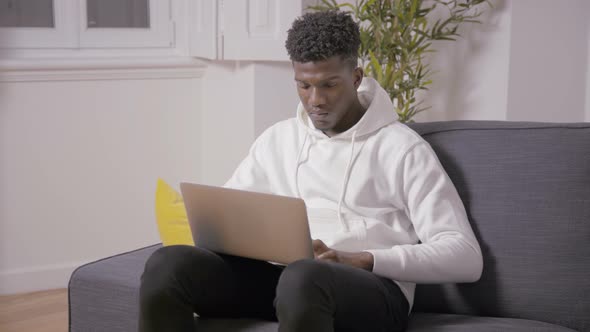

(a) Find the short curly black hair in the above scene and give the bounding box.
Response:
[285,11,360,67]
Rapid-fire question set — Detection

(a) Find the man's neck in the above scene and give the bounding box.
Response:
[324,100,366,137]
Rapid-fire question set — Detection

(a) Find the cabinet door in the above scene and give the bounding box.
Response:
[222,0,301,61]
[189,0,217,59]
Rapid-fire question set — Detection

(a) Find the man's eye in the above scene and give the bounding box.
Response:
[298,83,310,89]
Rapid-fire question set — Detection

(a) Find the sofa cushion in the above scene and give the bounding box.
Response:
[69,121,590,332]
[69,244,161,332]
[408,121,590,332]
[408,313,577,332]
[155,178,193,246]
[196,313,578,332]
[69,243,577,332]
[194,319,277,332]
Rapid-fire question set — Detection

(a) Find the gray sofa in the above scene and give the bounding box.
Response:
[69,121,590,331]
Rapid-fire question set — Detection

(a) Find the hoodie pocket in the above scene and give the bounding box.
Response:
[307,208,369,251]
[339,218,368,251]
[327,218,368,252]
[307,208,339,240]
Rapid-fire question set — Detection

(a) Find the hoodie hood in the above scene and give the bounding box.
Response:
[293,77,399,233]
[296,77,398,139]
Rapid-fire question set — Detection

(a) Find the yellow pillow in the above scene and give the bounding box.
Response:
[155,179,194,246]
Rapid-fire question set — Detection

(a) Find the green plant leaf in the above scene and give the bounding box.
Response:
[314,0,488,122]
[368,50,384,83]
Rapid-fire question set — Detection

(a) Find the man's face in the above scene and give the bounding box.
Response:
[293,56,363,136]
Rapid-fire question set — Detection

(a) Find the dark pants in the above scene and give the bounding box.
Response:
[139,245,409,332]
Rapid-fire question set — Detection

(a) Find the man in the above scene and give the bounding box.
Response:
[139,11,482,332]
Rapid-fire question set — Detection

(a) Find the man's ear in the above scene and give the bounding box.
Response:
[353,67,364,89]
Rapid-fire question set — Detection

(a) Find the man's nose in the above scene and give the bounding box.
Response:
[309,87,326,107]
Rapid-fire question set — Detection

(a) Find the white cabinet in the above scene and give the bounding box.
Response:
[191,0,316,61]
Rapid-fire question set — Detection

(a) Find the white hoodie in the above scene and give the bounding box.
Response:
[224,77,483,309]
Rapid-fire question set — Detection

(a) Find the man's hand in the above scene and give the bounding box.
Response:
[312,239,374,271]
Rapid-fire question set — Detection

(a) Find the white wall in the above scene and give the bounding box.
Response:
[253,62,300,137]
[416,0,590,123]
[199,61,256,186]
[507,0,588,122]
[0,77,202,294]
[416,0,513,122]
[0,59,298,295]
[199,61,298,186]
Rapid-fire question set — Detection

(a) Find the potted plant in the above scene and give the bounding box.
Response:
[311,0,490,122]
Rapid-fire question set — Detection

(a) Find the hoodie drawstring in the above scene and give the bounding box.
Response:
[295,130,367,233]
[294,133,309,198]
[337,131,356,232]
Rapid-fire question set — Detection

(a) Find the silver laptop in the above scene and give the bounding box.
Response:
[179,183,314,265]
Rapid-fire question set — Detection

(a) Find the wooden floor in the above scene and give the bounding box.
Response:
[0,289,68,332]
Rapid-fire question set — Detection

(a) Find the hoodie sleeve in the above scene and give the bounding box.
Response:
[223,130,272,194]
[366,141,483,283]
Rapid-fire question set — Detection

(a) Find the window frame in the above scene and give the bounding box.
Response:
[0,0,197,82]
[0,0,174,50]
[79,0,173,49]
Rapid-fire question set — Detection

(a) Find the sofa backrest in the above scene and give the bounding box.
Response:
[408,121,590,331]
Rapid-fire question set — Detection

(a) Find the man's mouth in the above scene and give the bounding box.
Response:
[309,112,329,119]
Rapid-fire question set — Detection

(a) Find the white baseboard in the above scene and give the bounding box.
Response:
[0,260,91,295]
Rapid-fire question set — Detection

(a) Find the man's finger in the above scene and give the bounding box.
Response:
[312,239,328,251]
[317,250,337,261]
